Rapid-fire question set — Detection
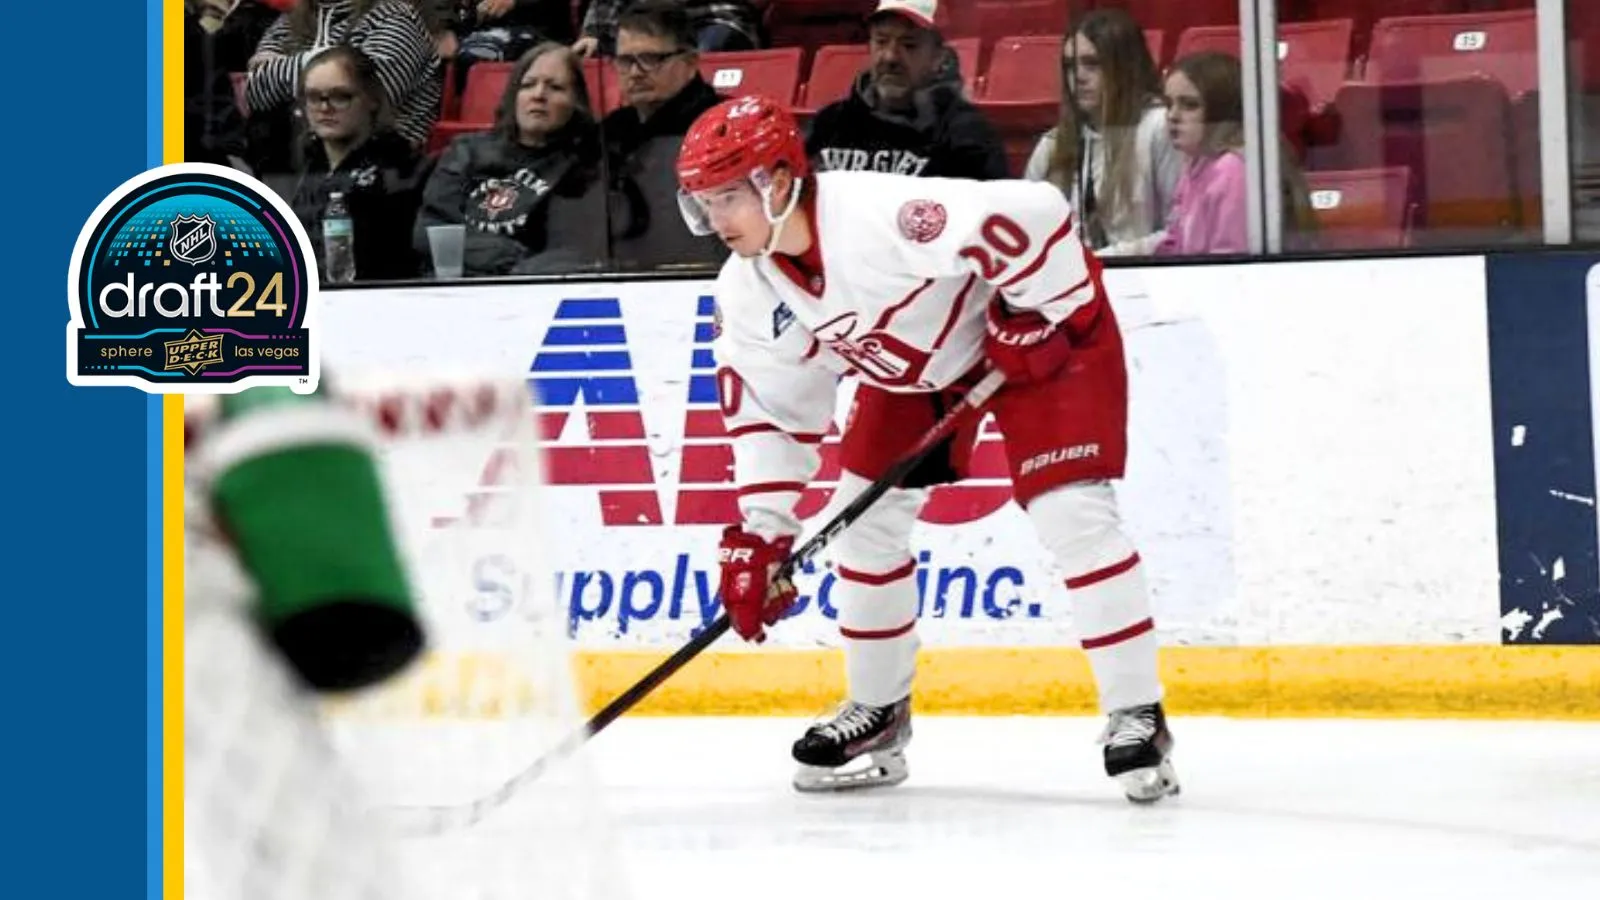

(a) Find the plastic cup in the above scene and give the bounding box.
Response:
[427,224,467,279]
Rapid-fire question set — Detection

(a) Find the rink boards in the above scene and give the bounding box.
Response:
[322,252,1600,717]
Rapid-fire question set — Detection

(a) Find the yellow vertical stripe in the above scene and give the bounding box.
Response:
[162,1,184,899]
[162,395,184,900]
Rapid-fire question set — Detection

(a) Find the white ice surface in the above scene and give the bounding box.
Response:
[575,717,1600,900]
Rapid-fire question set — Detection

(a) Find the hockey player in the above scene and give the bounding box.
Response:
[678,94,1179,802]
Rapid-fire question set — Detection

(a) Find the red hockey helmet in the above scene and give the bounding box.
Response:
[676,96,810,252]
[677,94,810,195]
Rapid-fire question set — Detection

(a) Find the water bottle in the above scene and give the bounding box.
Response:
[322,191,356,284]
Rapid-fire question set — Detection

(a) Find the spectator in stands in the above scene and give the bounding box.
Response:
[1143,52,1317,256]
[289,45,431,281]
[806,0,1007,180]
[429,1,575,93]
[414,43,606,275]
[186,1,253,169]
[1026,6,1181,256]
[194,0,286,72]
[572,0,763,57]
[601,2,723,157]
[245,0,441,175]
[597,0,727,269]
[1148,51,1247,256]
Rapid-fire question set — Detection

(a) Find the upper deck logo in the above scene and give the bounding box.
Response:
[67,163,320,394]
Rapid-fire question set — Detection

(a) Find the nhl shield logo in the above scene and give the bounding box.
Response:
[169,214,217,265]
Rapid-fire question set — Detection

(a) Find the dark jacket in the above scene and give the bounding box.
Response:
[430,0,574,44]
[806,47,1009,181]
[414,125,604,276]
[600,74,723,166]
[290,130,431,281]
[599,76,728,270]
[193,0,283,72]
[580,0,761,48]
[185,11,250,167]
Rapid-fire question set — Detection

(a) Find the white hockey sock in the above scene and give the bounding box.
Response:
[836,559,920,708]
[1028,482,1164,715]
[1067,553,1163,713]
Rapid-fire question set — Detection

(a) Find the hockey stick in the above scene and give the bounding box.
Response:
[389,367,1007,835]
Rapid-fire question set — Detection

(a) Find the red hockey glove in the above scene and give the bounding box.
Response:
[717,525,799,643]
[984,301,1072,385]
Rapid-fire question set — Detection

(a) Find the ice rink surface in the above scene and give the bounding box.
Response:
[579,717,1600,900]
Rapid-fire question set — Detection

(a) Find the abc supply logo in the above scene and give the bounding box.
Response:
[455,295,1017,527]
[67,163,319,393]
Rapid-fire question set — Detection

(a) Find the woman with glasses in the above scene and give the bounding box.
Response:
[244,0,441,174]
[289,45,431,282]
[414,42,605,276]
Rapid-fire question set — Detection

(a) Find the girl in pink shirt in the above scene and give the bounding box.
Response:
[1145,51,1318,256]
[1153,51,1248,256]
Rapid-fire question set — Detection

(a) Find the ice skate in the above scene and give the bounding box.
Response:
[792,697,912,793]
[1101,702,1180,803]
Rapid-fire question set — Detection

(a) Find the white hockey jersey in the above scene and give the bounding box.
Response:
[712,169,1104,539]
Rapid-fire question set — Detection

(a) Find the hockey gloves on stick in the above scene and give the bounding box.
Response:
[984,301,1072,385]
[717,525,800,642]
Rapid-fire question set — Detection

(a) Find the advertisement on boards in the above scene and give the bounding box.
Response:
[324,255,1502,649]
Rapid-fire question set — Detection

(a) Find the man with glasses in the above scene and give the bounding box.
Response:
[597,0,726,269]
[601,0,723,157]
[807,0,1007,181]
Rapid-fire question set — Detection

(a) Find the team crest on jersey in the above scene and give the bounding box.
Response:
[480,181,519,218]
[772,302,796,337]
[897,199,947,243]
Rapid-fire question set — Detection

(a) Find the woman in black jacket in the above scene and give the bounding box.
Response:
[414,42,605,276]
[289,44,431,282]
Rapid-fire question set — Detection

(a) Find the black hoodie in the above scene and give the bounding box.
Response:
[599,74,724,166]
[414,125,604,276]
[805,48,1009,181]
[290,130,431,282]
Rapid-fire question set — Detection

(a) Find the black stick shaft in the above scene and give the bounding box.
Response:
[578,368,1005,742]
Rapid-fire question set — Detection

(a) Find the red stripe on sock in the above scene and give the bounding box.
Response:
[837,559,916,585]
[840,620,917,640]
[1064,552,1141,590]
[1081,617,1154,650]
[737,481,807,497]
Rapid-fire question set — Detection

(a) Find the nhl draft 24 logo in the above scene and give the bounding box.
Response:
[66,163,321,394]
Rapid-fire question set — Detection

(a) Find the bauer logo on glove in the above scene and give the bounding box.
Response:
[984,301,1073,385]
[716,525,800,642]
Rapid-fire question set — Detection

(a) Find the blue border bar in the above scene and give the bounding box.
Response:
[145,0,163,896]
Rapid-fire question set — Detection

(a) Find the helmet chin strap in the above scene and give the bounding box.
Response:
[757,176,803,257]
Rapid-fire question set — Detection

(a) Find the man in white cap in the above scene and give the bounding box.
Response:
[805,0,1009,180]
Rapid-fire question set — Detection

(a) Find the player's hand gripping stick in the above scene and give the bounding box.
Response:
[717,527,799,642]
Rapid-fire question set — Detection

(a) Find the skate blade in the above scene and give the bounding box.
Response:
[793,751,908,793]
[1116,758,1180,804]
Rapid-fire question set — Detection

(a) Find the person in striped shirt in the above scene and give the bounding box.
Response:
[246,0,442,173]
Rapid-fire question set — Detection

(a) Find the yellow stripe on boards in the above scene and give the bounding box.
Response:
[327,646,1600,721]
[568,646,1600,719]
